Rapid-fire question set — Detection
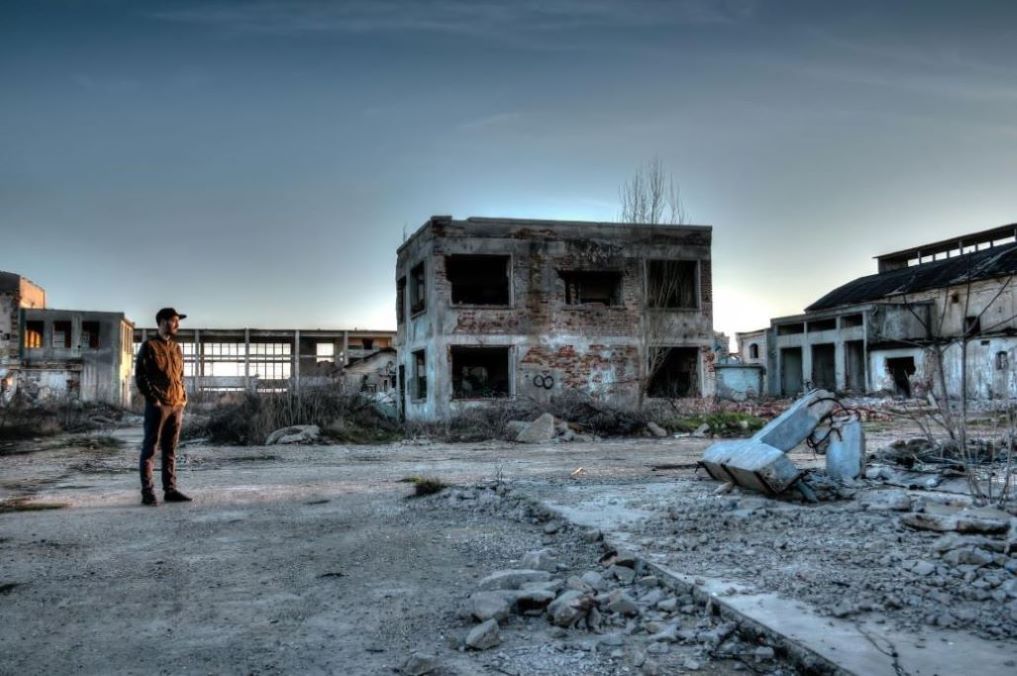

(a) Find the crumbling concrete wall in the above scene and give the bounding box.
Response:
[395,216,714,421]
[715,363,765,401]
[19,309,133,407]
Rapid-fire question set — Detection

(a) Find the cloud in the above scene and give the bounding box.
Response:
[147,0,756,39]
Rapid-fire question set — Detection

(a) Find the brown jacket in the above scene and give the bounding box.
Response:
[135,336,187,406]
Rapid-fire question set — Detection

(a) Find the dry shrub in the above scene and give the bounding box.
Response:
[0,395,123,440]
[398,476,449,497]
[193,387,400,445]
[544,391,647,437]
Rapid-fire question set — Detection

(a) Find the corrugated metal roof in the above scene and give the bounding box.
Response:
[806,241,1017,312]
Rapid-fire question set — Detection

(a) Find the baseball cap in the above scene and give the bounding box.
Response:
[155,307,187,323]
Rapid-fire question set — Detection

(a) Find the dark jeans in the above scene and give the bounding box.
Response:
[139,401,184,495]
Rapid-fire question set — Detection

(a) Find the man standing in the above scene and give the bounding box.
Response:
[135,307,192,506]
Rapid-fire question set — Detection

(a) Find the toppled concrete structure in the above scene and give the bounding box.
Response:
[701,389,865,496]
[395,215,716,422]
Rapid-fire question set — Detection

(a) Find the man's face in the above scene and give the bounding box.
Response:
[159,316,180,337]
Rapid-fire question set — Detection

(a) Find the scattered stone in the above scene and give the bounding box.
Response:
[400,652,439,676]
[754,646,775,661]
[265,424,320,445]
[516,413,556,444]
[646,422,668,438]
[601,590,640,616]
[580,571,608,591]
[521,548,559,572]
[543,521,562,535]
[611,565,636,585]
[468,591,512,622]
[911,561,936,577]
[477,569,551,591]
[547,590,592,627]
[465,619,501,650]
[682,657,702,671]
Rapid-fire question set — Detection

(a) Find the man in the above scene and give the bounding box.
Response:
[135,307,192,506]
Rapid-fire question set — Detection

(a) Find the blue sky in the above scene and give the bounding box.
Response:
[3,0,1016,336]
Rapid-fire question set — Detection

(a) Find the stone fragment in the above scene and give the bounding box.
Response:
[646,422,668,438]
[477,569,551,591]
[911,561,936,576]
[401,652,439,676]
[512,588,557,612]
[468,591,512,622]
[266,424,320,445]
[543,521,562,535]
[611,565,636,585]
[601,590,640,616]
[521,548,559,571]
[547,590,592,627]
[505,420,529,440]
[754,646,775,661]
[826,419,865,482]
[465,619,501,650]
[580,571,608,591]
[516,413,556,444]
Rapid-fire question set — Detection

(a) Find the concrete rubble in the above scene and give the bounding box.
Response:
[701,389,867,497]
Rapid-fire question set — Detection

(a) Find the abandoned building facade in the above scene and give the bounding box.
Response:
[760,224,1017,400]
[1,271,134,407]
[132,327,396,398]
[395,216,715,421]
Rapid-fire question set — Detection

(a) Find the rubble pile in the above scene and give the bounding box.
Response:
[422,483,793,674]
[637,483,1017,639]
[507,413,596,444]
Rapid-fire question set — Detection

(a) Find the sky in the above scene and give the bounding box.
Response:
[3,0,1017,338]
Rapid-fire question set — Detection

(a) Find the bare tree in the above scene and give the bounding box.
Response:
[618,158,696,406]
[894,267,1017,505]
[619,157,688,225]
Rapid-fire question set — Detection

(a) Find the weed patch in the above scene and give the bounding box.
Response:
[399,476,449,497]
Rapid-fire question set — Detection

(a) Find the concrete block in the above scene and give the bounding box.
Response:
[516,413,556,443]
[755,389,836,451]
[826,420,865,483]
[701,439,802,495]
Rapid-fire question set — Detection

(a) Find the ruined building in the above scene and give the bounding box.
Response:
[1,271,134,406]
[395,216,714,421]
[761,223,1017,399]
[132,327,396,397]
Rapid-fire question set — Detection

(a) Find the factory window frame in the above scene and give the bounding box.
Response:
[559,270,622,306]
[410,262,426,315]
[446,255,511,306]
[81,321,101,349]
[749,343,759,359]
[52,321,72,349]
[997,351,1009,371]
[316,342,335,364]
[25,321,44,349]
[646,260,698,309]
[413,349,427,400]
[451,347,510,399]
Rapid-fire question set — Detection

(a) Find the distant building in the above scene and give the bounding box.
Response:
[2,271,134,407]
[132,327,396,396]
[763,223,1017,399]
[395,215,715,421]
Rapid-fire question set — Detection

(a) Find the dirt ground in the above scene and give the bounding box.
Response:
[1,421,1015,675]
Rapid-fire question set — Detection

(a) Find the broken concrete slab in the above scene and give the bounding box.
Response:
[826,419,865,483]
[516,413,556,444]
[646,422,668,438]
[476,569,552,591]
[266,424,321,445]
[465,618,501,650]
[755,389,836,451]
[701,439,802,495]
